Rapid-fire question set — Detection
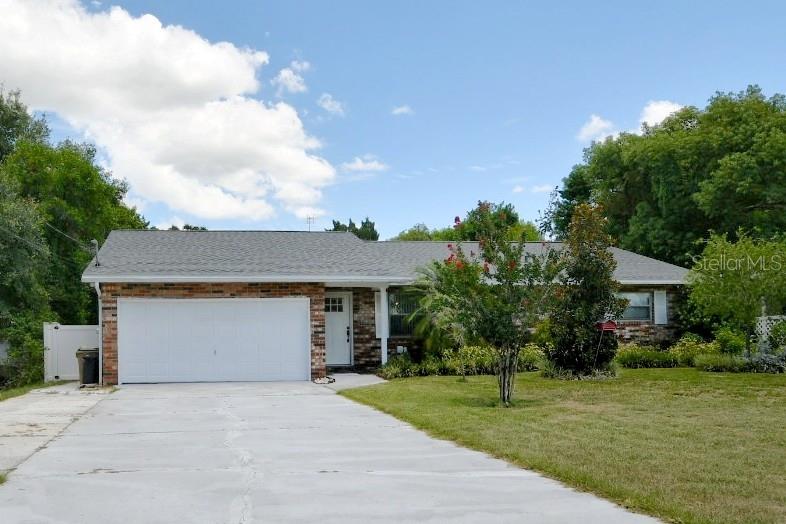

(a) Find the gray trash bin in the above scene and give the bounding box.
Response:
[75,347,99,385]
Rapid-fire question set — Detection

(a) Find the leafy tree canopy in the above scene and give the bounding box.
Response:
[548,86,786,266]
[0,89,48,163]
[0,176,49,315]
[0,92,147,325]
[328,217,379,240]
[393,202,541,242]
[688,232,786,346]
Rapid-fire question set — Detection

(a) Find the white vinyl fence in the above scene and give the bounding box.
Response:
[756,315,786,352]
[43,323,100,381]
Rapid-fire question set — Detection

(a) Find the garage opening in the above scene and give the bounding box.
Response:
[117,298,311,383]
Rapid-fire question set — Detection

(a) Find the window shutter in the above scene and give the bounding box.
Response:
[374,291,381,337]
[654,290,668,325]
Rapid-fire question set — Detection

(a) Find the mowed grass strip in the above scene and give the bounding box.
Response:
[342,369,786,524]
[0,381,70,403]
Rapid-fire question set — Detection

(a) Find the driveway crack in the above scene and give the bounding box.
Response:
[219,397,256,524]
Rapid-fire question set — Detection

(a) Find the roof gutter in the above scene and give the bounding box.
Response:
[81,274,414,284]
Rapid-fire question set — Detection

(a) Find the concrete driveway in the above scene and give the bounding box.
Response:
[0,381,656,523]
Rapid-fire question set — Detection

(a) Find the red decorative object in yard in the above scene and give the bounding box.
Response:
[596,320,617,332]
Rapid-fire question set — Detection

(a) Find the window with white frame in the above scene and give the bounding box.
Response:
[324,296,344,313]
[388,291,420,337]
[618,292,652,321]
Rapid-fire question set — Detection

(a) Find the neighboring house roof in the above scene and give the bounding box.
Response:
[81,230,688,285]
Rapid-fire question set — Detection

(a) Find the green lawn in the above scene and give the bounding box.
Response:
[342,369,786,524]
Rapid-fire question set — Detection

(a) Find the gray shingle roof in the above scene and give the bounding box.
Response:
[82,230,688,285]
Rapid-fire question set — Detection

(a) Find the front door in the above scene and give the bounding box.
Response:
[325,292,352,366]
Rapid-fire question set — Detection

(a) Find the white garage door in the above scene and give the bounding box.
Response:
[117,298,311,383]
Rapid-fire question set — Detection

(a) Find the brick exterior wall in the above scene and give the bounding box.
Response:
[98,282,326,385]
[615,285,681,347]
[99,281,682,384]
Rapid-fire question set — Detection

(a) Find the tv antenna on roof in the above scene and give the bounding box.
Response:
[306,216,315,231]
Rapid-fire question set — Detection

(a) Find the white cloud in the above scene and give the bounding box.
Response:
[391,104,414,116]
[0,0,335,220]
[271,61,309,96]
[577,100,683,144]
[512,185,524,193]
[317,93,345,116]
[577,114,616,143]
[639,100,683,128]
[531,184,553,193]
[290,60,310,73]
[341,154,389,173]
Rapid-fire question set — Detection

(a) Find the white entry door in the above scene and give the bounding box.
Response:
[117,298,311,383]
[325,292,352,366]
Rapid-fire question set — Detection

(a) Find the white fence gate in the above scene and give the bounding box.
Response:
[43,323,100,381]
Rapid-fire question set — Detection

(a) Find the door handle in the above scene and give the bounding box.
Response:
[346,326,350,343]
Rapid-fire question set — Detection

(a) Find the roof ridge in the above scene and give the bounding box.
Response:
[111,229,354,234]
[376,240,563,244]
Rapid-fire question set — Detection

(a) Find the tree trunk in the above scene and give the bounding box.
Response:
[497,346,518,407]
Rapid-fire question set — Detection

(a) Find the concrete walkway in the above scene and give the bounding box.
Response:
[0,383,107,473]
[0,382,657,523]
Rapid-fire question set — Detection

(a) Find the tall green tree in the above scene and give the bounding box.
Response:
[328,217,379,240]
[688,233,786,352]
[549,86,786,266]
[0,89,48,163]
[546,204,625,375]
[0,177,49,315]
[0,140,147,324]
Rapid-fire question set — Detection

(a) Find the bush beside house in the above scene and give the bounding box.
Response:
[378,344,546,379]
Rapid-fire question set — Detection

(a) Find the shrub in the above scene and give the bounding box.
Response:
[378,354,417,379]
[769,321,786,352]
[746,353,786,374]
[1,311,50,387]
[417,355,445,376]
[668,334,719,366]
[442,345,496,376]
[540,358,617,380]
[615,344,678,368]
[379,343,547,379]
[518,343,545,371]
[694,353,748,372]
[714,326,746,354]
[532,319,553,348]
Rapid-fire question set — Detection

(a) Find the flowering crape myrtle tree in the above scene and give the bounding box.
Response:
[417,202,560,406]
[546,204,626,375]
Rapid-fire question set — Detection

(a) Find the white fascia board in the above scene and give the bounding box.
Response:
[618,280,685,286]
[81,274,413,285]
[82,274,682,286]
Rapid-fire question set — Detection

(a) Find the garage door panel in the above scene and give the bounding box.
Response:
[117,298,310,383]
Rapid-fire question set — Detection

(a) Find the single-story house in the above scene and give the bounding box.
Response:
[81,230,688,385]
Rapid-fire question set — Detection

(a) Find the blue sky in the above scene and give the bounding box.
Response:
[7,1,786,238]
